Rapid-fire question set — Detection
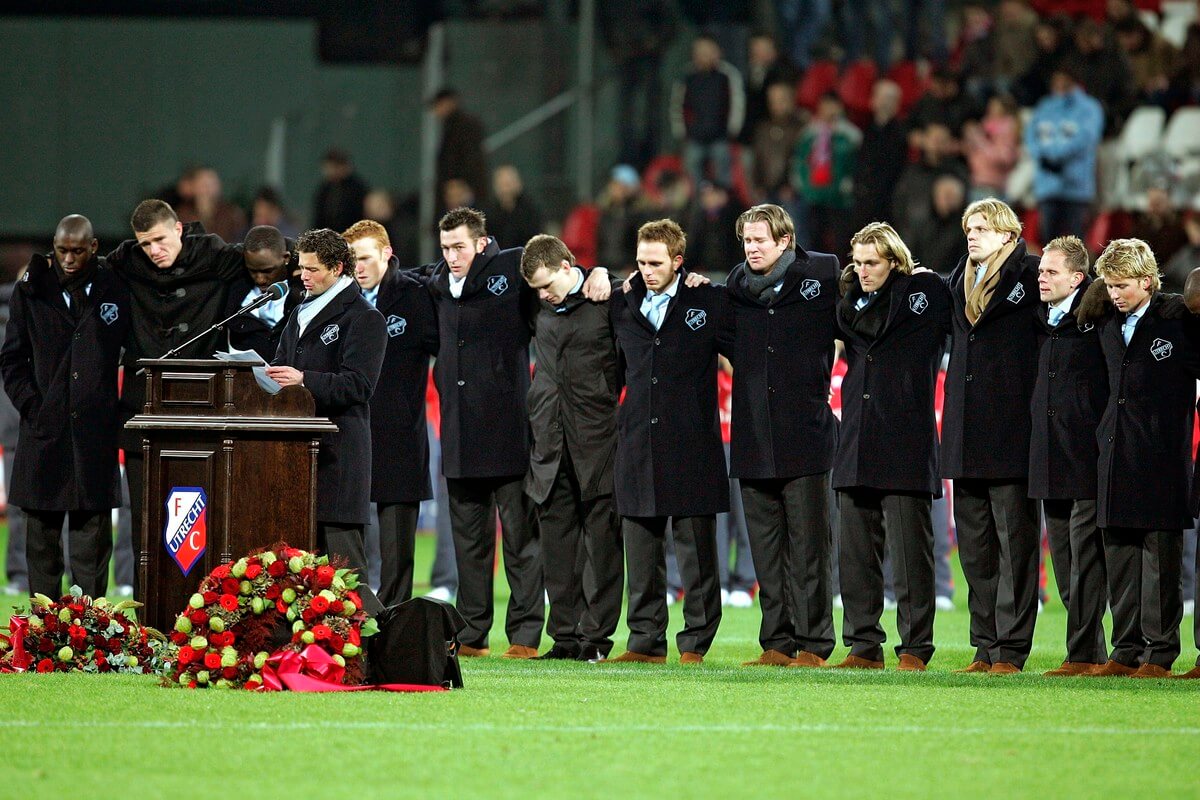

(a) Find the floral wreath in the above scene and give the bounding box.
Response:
[161,543,377,690]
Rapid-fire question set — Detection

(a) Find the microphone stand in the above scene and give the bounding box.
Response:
[136,288,286,376]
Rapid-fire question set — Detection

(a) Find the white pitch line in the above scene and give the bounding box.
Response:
[0,719,1197,736]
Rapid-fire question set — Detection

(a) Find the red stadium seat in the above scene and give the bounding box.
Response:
[561,203,600,267]
[796,60,840,112]
[887,60,929,115]
[837,60,878,127]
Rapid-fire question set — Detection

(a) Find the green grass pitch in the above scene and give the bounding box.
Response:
[0,526,1197,798]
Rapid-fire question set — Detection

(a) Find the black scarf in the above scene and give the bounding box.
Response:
[838,272,898,343]
[54,257,98,319]
[742,249,796,304]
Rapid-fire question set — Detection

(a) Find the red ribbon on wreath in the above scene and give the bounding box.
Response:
[259,644,446,693]
[0,615,31,673]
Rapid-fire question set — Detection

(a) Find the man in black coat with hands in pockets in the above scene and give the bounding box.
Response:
[268,228,387,615]
[1,215,130,600]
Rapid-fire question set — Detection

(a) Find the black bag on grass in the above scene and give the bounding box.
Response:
[367,597,467,688]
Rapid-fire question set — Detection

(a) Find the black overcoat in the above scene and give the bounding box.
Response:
[610,271,730,518]
[1027,281,1108,500]
[525,269,621,504]
[427,238,537,480]
[223,273,305,362]
[0,255,130,510]
[723,250,842,480]
[1095,293,1200,530]
[273,281,387,525]
[369,257,439,503]
[833,271,952,495]
[940,242,1043,481]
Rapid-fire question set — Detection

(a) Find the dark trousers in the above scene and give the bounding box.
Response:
[741,472,835,658]
[1039,199,1090,242]
[953,480,1040,667]
[1104,527,1183,669]
[623,515,722,656]
[26,509,111,600]
[446,476,543,649]
[376,501,419,608]
[537,456,623,655]
[319,522,383,615]
[837,489,936,664]
[1043,498,1108,664]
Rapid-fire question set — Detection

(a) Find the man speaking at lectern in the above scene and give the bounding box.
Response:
[268,229,387,615]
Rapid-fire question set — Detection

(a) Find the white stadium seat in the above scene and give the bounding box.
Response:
[1164,107,1200,160]
[1119,106,1167,161]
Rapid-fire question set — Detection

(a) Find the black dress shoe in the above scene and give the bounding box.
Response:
[576,644,606,663]
[534,644,580,660]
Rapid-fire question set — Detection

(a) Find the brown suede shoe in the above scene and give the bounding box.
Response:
[953,660,992,674]
[1086,659,1138,677]
[989,662,1022,675]
[679,652,704,665]
[831,654,885,669]
[789,651,828,668]
[1170,665,1200,679]
[1043,661,1101,677]
[500,645,539,659]
[1131,663,1172,679]
[458,644,490,657]
[605,650,667,664]
[742,649,796,666]
[896,654,927,672]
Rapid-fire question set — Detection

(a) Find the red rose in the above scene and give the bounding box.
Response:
[37,637,54,653]
[190,609,208,626]
[187,680,197,689]
[108,638,122,651]
[309,595,330,614]
[221,577,241,595]
[212,563,232,580]
[284,547,302,559]
[244,563,262,580]
[312,624,332,641]
[244,678,261,690]
[315,565,335,588]
[219,594,239,612]
[93,633,108,648]
[203,652,222,670]
[267,560,286,578]
[36,658,54,673]
[42,616,57,633]
[328,634,344,653]
[301,567,315,584]
[169,631,188,645]
[275,599,288,614]
[202,591,218,605]
[302,608,318,623]
[178,646,196,665]
[222,666,239,680]
[347,591,362,610]
[349,627,361,646]
[265,584,282,600]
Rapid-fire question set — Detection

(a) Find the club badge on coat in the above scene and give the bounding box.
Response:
[487,275,508,296]
[908,292,928,315]
[799,279,821,300]
[321,324,340,345]
[100,302,119,325]
[1007,283,1025,304]
[1151,338,1173,361]
[386,315,407,337]
[685,308,707,330]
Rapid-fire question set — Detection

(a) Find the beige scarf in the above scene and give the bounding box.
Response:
[964,240,1018,325]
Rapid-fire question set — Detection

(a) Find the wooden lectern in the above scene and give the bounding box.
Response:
[125,359,338,631]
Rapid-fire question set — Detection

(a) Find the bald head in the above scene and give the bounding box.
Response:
[53,214,98,274]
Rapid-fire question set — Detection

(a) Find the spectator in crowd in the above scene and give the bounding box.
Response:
[751,82,806,211]
[774,0,832,70]
[1063,16,1136,136]
[1162,211,1200,295]
[671,34,745,188]
[902,0,949,65]
[687,181,744,273]
[1114,16,1181,106]
[994,0,1040,94]
[1026,66,1104,241]
[364,189,419,265]
[956,3,998,99]
[312,148,369,233]
[906,68,978,148]
[248,186,300,240]
[1014,14,1076,107]
[597,164,651,273]
[441,178,477,214]
[892,122,970,241]
[483,165,543,253]
[1131,186,1190,274]
[742,34,797,150]
[432,88,488,207]
[649,169,695,227]
[962,94,1021,201]
[180,166,246,244]
[910,174,968,275]
[1168,20,1200,107]
[837,1,896,70]
[793,92,860,254]
[599,0,677,169]
[851,79,907,236]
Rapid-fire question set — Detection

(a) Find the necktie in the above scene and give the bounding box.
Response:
[1122,314,1138,345]
[646,293,671,330]
[1048,307,1064,326]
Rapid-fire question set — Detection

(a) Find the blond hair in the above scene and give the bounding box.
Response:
[342,219,391,248]
[850,222,917,274]
[638,218,687,260]
[1094,238,1161,291]
[961,197,1022,238]
[736,204,796,250]
[1042,235,1090,275]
